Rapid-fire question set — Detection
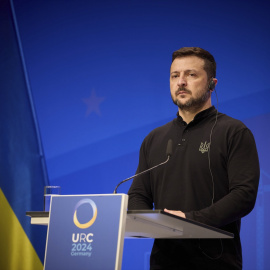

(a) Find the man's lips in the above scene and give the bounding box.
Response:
[176,90,190,96]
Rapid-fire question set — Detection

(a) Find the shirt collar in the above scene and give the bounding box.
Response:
[176,106,217,125]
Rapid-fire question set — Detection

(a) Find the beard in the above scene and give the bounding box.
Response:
[171,86,210,111]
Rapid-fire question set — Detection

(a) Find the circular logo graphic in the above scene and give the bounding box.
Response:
[73,199,97,229]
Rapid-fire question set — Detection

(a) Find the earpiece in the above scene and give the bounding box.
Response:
[208,79,216,91]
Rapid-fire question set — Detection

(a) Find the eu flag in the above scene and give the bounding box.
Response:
[0,0,48,268]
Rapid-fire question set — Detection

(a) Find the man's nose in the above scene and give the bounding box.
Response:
[177,76,187,87]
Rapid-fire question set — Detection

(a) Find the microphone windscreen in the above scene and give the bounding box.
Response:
[166,139,173,157]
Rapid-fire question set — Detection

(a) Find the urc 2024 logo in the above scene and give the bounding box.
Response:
[71,198,97,257]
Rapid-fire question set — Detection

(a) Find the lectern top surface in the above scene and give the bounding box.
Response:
[26,209,234,239]
[126,210,234,239]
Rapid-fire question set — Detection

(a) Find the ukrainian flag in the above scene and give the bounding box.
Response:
[0,0,48,269]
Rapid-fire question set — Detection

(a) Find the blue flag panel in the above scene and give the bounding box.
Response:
[0,0,48,267]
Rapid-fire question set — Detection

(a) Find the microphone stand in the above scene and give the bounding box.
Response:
[113,155,171,194]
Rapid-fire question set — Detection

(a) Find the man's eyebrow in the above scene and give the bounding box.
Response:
[170,69,197,74]
[185,69,197,73]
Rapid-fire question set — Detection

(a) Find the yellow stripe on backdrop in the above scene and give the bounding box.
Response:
[0,188,43,270]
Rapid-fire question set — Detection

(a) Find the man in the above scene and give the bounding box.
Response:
[128,47,260,270]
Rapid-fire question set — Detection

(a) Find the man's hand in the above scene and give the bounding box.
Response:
[164,208,186,218]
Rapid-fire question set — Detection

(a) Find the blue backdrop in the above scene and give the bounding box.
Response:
[12,0,270,269]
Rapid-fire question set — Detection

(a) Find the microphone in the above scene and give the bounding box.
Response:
[113,139,173,194]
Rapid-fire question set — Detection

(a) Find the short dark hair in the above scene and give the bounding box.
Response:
[172,47,216,79]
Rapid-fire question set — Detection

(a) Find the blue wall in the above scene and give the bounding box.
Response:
[13,0,270,269]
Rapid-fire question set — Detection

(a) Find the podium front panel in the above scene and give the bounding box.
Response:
[44,194,128,270]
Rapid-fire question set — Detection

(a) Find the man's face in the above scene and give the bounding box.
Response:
[170,56,210,111]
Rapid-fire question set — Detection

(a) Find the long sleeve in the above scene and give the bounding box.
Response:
[185,128,260,228]
[128,139,154,210]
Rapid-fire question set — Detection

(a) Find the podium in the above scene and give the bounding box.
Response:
[27,194,233,270]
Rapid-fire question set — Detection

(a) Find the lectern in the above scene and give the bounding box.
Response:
[27,194,233,270]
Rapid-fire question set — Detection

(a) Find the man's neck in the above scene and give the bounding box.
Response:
[178,103,212,124]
